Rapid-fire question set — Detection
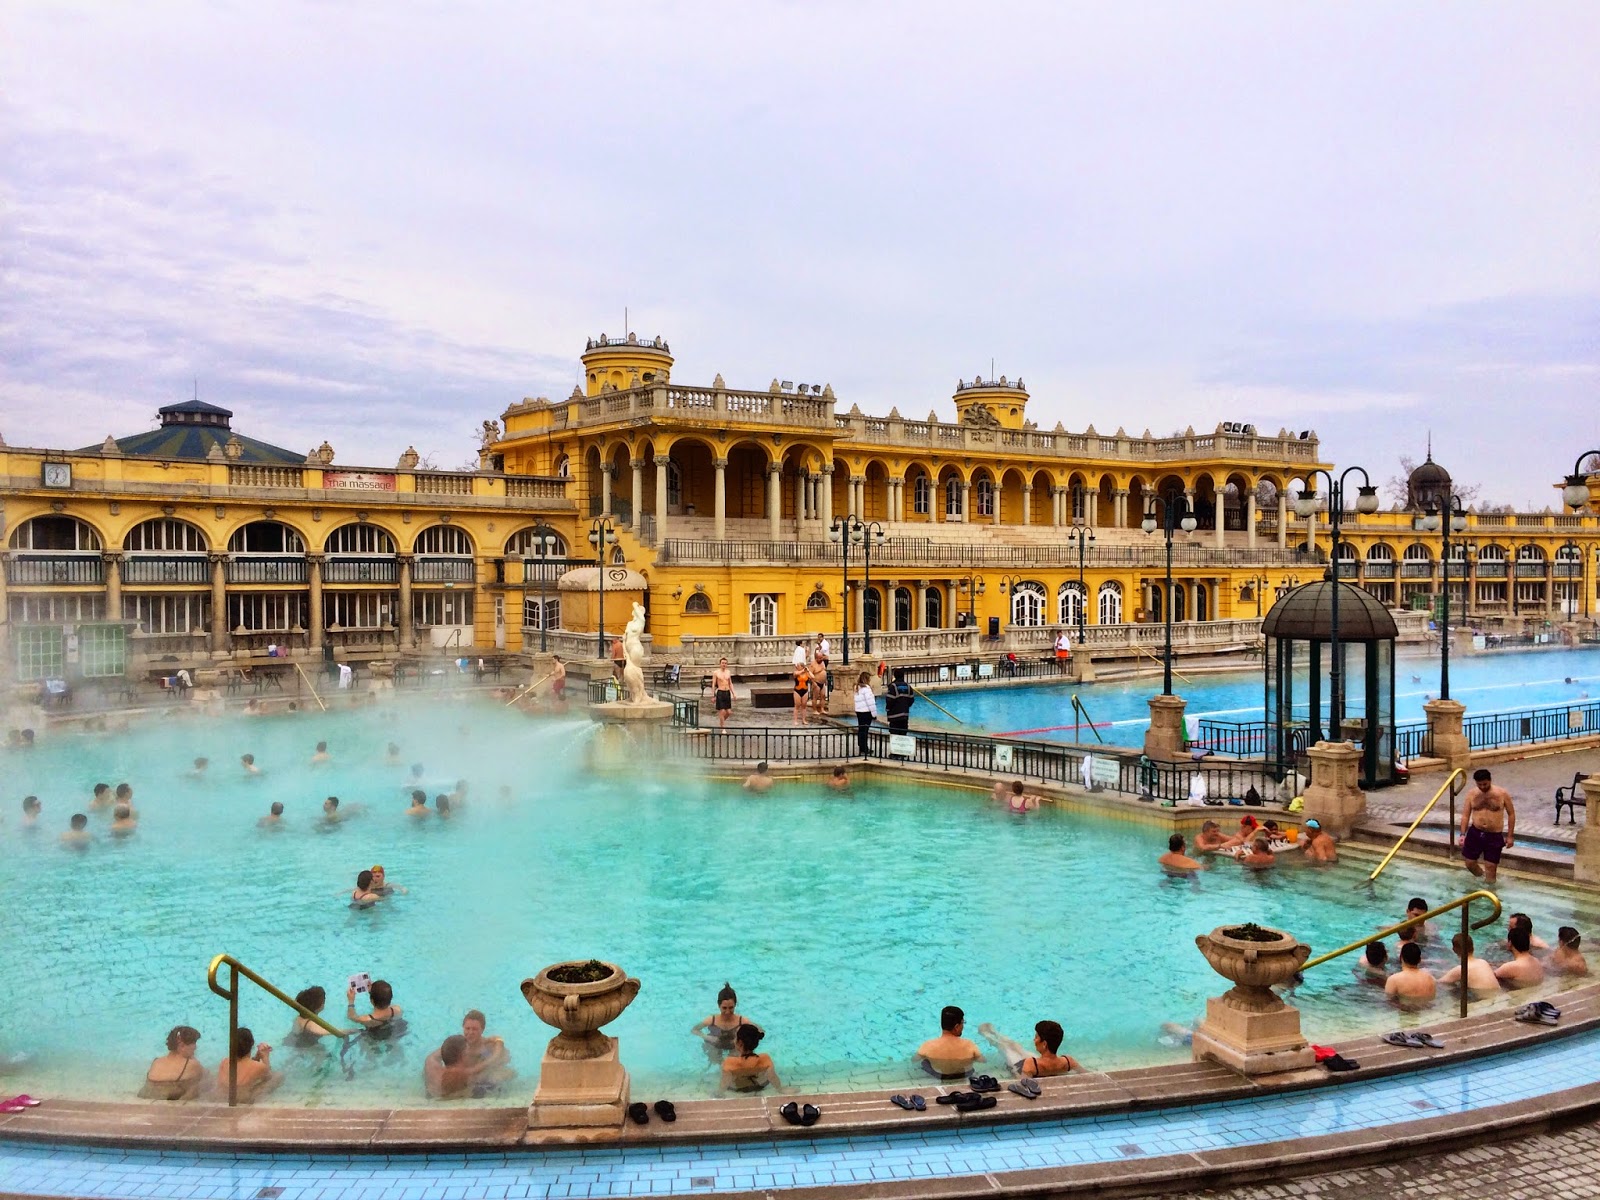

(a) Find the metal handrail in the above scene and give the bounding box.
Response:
[1302,889,1502,1019]
[1365,768,1466,883]
[1136,642,1193,683]
[1071,693,1105,744]
[207,953,346,1106]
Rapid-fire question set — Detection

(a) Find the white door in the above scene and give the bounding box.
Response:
[494,595,506,649]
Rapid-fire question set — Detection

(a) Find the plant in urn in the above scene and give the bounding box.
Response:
[521,959,641,1060]
[1190,923,1315,1076]
[1194,923,1311,1012]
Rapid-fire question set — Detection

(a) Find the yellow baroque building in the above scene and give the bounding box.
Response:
[2,338,1597,686]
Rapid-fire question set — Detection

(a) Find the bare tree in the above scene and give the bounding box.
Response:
[1382,456,1482,510]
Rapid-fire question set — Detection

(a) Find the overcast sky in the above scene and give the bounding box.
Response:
[4,2,1597,508]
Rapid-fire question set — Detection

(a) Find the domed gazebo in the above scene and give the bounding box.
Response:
[1262,579,1400,789]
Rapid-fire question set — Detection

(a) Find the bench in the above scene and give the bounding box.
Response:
[1555,773,1592,825]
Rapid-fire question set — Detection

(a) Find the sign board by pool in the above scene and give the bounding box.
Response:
[993,744,1014,768]
[323,470,397,491]
[1091,756,1121,786]
[888,734,917,758]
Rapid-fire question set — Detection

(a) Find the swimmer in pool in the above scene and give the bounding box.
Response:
[459,1009,513,1088]
[109,803,138,838]
[346,981,403,1036]
[1551,927,1590,976]
[21,795,41,828]
[90,783,113,811]
[1158,833,1203,873]
[722,1024,782,1092]
[60,812,92,849]
[351,869,381,906]
[285,986,352,1047]
[258,802,285,829]
[241,754,261,776]
[436,795,453,819]
[321,796,343,825]
[826,766,851,792]
[406,791,431,819]
[214,1027,278,1102]
[742,762,774,793]
[370,865,407,896]
[424,1034,473,1099]
[914,1005,985,1079]
[188,757,209,779]
[976,1019,1083,1077]
[114,782,137,815]
[385,742,402,764]
[692,983,761,1057]
[1194,820,1229,852]
[141,1025,207,1101]
[1005,780,1040,813]
[311,741,332,765]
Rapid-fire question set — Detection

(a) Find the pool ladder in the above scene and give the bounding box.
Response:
[1365,768,1467,884]
[1070,693,1104,744]
[1302,889,1501,1019]
[207,953,346,1106]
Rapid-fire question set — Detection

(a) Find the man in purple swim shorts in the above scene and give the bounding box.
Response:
[1460,768,1516,886]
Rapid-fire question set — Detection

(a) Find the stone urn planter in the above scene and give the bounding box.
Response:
[521,959,641,1061]
[1195,923,1311,1014]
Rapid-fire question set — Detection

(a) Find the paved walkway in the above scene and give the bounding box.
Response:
[1134,1118,1600,1199]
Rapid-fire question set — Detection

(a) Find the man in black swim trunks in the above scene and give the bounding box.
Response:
[712,657,733,729]
[1460,767,1515,885]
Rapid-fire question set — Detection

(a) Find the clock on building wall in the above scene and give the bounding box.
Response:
[41,462,73,489]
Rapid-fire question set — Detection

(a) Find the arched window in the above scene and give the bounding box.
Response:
[414,525,473,555]
[505,527,567,557]
[1098,581,1123,625]
[1057,582,1085,628]
[944,477,963,519]
[974,478,995,518]
[1195,583,1209,622]
[1172,584,1187,622]
[805,588,830,610]
[1009,581,1047,626]
[924,587,943,628]
[1366,543,1395,565]
[1149,585,1162,623]
[665,461,682,510]
[863,586,882,631]
[523,596,560,630]
[123,518,205,553]
[912,475,932,515]
[553,455,570,478]
[324,523,396,555]
[1334,541,1359,578]
[684,592,712,615]
[9,516,102,551]
[748,593,777,636]
[894,586,913,631]
[227,521,304,554]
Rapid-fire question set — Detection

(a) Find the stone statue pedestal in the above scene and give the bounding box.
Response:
[1299,740,1366,838]
[1574,781,1600,884]
[526,1040,631,1142]
[1191,926,1314,1077]
[1143,693,1188,760]
[1423,698,1470,771]
[589,699,675,769]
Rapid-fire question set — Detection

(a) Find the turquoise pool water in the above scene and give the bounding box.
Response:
[2,700,1594,1108]
[925,646,1600,745]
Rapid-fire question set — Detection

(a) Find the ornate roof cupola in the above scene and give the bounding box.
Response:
[581,332,673,396]
[1405,437,1453,512]
[952,373,1029,430]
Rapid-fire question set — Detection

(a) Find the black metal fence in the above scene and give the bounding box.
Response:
[585,675,699,728]
[1460,698,1600,751]
[892,657,1072,688]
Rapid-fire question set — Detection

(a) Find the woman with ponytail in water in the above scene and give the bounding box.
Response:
[690,982,763,1061]
[721,1023,782,1092]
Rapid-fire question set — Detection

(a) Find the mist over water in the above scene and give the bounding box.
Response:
[2,695,1596,1106]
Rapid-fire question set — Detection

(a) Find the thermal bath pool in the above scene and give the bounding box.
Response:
[925,646,1600,744]
[2,698,1596,1108]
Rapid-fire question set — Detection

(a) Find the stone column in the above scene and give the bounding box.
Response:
[1422,698,1470,772]
[1021,484,1032,526]
[884,580,898,632]
[1144,693,1188,760]
[1300,740,1366,838]
[713,457,727,541]
[654,456,671,542]
[1305,510,1317,553]
[630,459,644,530]
[1246,491,1257,548]
[767,464,782,540]
[209,553,228,655]
[958,480,970,523]
[600,464,612,516]
[398,554,415,649]
[1051,487,1063,527]
[819,465,834,530]
[991,486,1002,526]
[103,552,123,616]
[308,553,325,653]
[796,471,809,523]
[1088,490,1099,527]
[915,583,927,629]
[852,475,866,519]
[1277,491,1288,550]
[1117,488,1129,529]
[1215,497,1227,549]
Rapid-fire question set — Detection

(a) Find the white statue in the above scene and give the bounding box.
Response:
[622,602,650,704]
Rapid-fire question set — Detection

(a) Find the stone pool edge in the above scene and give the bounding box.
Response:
[3,982,1598,1157]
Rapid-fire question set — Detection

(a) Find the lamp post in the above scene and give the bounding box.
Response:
[1276,574,1301,601]
[957,574,986,628]
[830,515,884,661]
[1243,574,1269,617]
[1141,496,1197,696]
[1417,495,1468,700]
[1561,451,1600,512]
[587,516,617,660]
[998,574,1026,629]
[1066,521,1095,643]
[530,526,561,654]
[1291,467,1380,737]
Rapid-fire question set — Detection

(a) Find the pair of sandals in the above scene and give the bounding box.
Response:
[1515,1000,1562,1026]
[0,1095,41,1114]
[889,1094,927,1111]
[967,1073,1001,1093]
[778,1101,821,1126]
[935,1090,997,1111]
[1381,1031,1445,1049]
[626,1100,676,1125]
